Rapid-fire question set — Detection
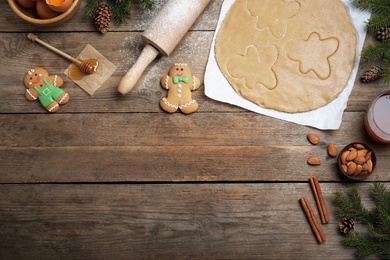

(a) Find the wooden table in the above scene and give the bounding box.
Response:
[1,1,389,259]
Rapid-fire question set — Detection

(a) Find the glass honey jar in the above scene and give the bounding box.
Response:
[364,90,390,144]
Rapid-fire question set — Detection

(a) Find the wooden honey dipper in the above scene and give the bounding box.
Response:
[27,33,98,75]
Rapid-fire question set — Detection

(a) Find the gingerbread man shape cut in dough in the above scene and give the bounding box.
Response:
[160,63,201,114]
[24,67,69,113]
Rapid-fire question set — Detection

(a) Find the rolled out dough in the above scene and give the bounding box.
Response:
[215,0,357,113]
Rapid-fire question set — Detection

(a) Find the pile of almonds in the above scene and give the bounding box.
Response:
[340,143,373,177]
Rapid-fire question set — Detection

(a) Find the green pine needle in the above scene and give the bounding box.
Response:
[85,0,156,25]
[352,0,390,84]
[333,183,390,259]
[361,41,390,62]
[141,0,156,10]
[382,55,390,83]
[85,0,103,17]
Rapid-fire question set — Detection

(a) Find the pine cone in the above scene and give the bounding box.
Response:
[93,4,111,34]
[360,65,382,83]
[338,218,354,235]
[375,27,390,41]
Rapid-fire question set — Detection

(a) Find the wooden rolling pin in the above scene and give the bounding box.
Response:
[118,0,211,95]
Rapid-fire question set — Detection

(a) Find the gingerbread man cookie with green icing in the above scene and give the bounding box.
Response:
[24,67,69,113]
[160,63,201,114]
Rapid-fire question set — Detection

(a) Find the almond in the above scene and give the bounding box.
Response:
[347,162,357,175]
[339,143,374,177]
[354,164,363,176]
[341,164,348,173]
[364,151,372,162]
[307,156,321,166]
[346,150,358,161]
[354,156,366,165]
[354,143,366,150]
[307,134,320,145]
[341,150,350,165]
[357,149,368,157]
[362,162,368,171]
[327,143,337,158]
[367,159,373,173]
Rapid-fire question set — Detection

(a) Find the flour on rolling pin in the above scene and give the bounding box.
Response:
[118,0,211,95]
[142,0,211,56]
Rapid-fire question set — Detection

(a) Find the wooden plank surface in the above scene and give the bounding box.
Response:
[0,112,389,183]
[1,0,390,258]
[1,183,387,259]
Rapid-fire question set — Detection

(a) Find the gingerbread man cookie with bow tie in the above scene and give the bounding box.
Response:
[24,67,69,113]
[160,63,201,114]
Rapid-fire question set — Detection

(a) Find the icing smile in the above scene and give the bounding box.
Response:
[32,76,41,84]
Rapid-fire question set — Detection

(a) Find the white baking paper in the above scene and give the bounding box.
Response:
[204,0,371,130]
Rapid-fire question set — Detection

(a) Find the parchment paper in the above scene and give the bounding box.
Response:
[204,0,371,130]
[64,44,116,95]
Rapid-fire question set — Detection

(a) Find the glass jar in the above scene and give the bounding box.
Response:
[364,90,390,144]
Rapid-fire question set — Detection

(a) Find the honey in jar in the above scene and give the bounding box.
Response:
[364,90,390,144]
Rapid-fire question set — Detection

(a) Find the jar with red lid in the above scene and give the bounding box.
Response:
[364,90,390,144]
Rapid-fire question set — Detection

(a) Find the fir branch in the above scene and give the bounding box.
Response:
[367,14,390,31]
[85,0,156,25]
[382,54,390,83]
[342,233,377,258]
[141,0,156,10]
[334,183,390,259]
[367,223,390,242]
[333,188,369,220]
[353,0,390,84]
[352,0,390,15]
[360,40,390,62]
[370,182,390,212]
[370,0,390,17]
[351,0,374,11]
[85,0,103,17]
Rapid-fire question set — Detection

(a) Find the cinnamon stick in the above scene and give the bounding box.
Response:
[309,177,330,223]
[299,196,326,243]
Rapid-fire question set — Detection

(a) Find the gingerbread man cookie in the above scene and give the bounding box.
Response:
[24,68,69,113]
[160,63,201,114]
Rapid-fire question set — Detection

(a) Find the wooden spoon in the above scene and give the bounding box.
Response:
[27,33,98,75]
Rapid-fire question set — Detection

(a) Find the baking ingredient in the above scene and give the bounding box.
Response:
[16,0,36,9]
[215,0,356,112]
[309,176,330,224]
[49,0,64,5]
[46,0,73,12]
[299,196,326,243]
[327,143,338,158]
[68,59,99,80]
[364,91,390,144]
[36,0,60,19]
[339,143,374,177]
[307,157,321,166]
[307,134,320,145]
